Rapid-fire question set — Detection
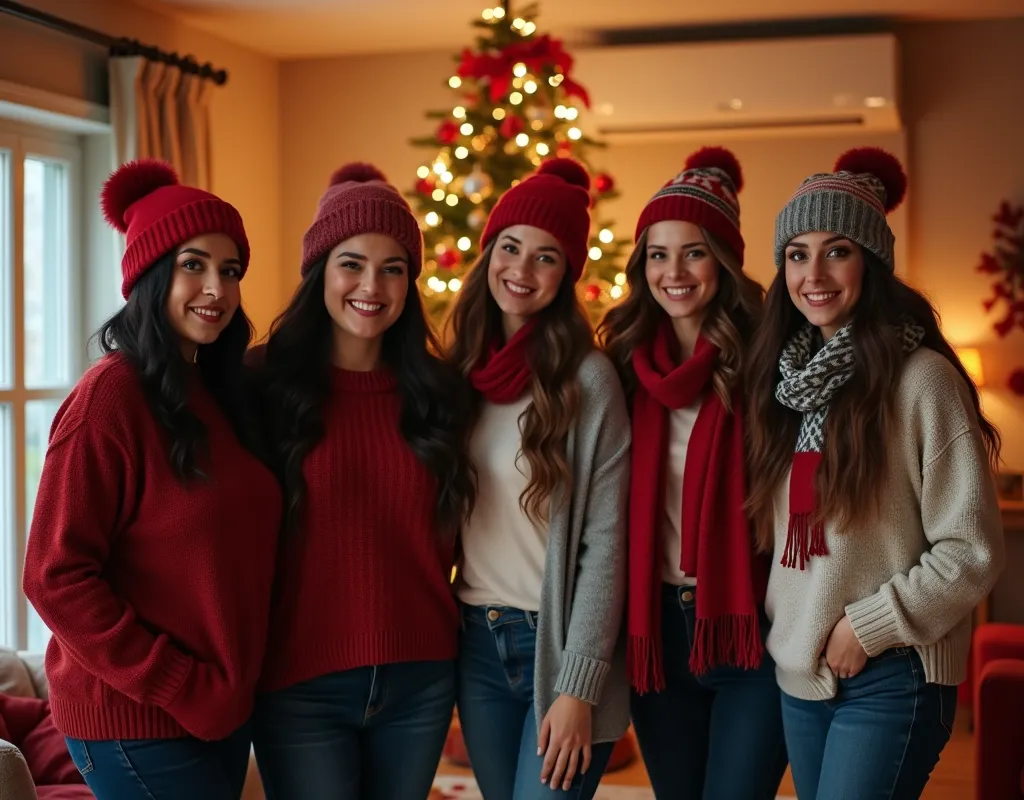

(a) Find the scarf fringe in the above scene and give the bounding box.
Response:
[627,635,665,695]
[781,511,828,570]
[689,615,764,676]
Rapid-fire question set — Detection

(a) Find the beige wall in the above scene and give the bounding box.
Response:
[0,0,283,337]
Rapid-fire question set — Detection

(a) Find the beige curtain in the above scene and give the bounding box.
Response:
[109,55,216,190]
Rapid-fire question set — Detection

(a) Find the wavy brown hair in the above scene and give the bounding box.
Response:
[746,249,1002,551]
[446,240,594,524]
[597,228,764,409]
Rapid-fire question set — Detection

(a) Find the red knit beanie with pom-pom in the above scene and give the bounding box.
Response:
[481,158,593,281]
[774,146,907,270]
[101,159,249,299]
[634,146,746,265]
[301,162,423,278]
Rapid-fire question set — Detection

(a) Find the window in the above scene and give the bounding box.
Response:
[0,122,83,650]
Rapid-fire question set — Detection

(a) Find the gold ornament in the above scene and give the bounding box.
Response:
[468,208,487,230]
[462,169,494,197]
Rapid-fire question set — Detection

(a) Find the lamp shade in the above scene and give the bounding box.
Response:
[956,347,985,388]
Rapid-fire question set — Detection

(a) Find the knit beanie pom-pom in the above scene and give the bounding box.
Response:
[101,159,179,234]
[329,162,388,187]
[834,147,907,212]
[537,157,591,191]
[685,146,744,193]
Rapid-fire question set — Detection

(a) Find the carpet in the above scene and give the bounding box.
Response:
[432,776,797,799]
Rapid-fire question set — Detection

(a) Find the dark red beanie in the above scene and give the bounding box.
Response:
[634,146,746,266]
[481,158,592,281]
[301,163,423,279]
[100,159,249,299]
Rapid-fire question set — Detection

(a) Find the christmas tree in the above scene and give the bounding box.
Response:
[407,1,631,324]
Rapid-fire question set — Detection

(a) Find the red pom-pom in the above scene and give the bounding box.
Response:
[685,146,744,192]
[834,147,906,212]
[101,159,178,233]
[329,162,387,187]
[536,157,590,191]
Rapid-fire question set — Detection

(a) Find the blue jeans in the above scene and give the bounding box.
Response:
[251,660,455,800]
[64,723,252,800]
[781,647,956,800]
[457,603,616,800]
[629,583,787,800]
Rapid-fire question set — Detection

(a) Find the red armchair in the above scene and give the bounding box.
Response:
[974,623,1024,800]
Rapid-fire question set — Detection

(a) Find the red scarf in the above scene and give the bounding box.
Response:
[627,321,766,691]
[469,319,536,403]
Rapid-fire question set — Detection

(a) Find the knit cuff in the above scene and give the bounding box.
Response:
[147,645,195,708]
[846,592,901,657]
[554,651,610,706]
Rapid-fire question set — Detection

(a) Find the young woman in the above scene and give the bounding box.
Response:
[250,163,475,800]
[599,147,787,800]
[23,160,281,800]
[747,148,1005,799]
[447,158,630,800]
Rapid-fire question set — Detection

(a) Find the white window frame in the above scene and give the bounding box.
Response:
[0,119,85,650]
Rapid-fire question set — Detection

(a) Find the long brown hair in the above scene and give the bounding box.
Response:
[446,240,594,524]
[597,227,764,409]
[745,249,1002,551]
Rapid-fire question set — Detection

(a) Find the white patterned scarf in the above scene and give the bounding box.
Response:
[774,321,926,568]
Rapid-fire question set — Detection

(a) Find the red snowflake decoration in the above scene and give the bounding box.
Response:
[978,200,1024,338]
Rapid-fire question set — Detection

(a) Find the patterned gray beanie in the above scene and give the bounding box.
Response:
[773,147,907,270]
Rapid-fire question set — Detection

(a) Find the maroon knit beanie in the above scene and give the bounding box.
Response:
[481,158,592,281]
[301,163,423,279]
[635,146,746,266]
[100,159,250,299]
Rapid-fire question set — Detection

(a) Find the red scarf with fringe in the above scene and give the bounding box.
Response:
[627,322,765,692]
[469,319,536,403]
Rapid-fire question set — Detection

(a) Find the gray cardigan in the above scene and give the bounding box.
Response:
[528,350,631,745]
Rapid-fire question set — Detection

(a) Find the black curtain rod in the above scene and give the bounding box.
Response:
[0,0,229,85]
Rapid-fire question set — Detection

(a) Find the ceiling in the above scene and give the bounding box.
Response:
[137,0,1024,58]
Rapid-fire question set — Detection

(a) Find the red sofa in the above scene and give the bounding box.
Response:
[974,623,1024,800]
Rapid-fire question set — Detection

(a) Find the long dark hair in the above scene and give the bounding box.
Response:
[96,252,257,483]
[258,257,476,538]
[445,241,594,524]
[746,249,1001,550]
[598,227,764,408]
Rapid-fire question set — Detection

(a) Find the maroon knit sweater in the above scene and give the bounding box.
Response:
[258,367,458,692]
[22,354,282,741]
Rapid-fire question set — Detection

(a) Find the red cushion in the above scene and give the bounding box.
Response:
[0,693,87,789]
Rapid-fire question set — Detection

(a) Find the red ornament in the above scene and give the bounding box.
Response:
[583,284,600,303]
[437,120,460,145]
[500,115,524,139]
[415,177,434,195]
[977,199,1024,338]
[438,249,462,269]
[1009,368,1024,397]
[594,172,615,194]
[556,141,574,158]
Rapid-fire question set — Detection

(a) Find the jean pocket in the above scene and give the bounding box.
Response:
[937,684,957,738]
[64,737,94,776]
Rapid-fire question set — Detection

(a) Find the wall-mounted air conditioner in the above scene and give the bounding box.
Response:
[571,33,900,141]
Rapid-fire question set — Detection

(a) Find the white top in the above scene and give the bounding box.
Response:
[662,404,700,586]
[457,395,549,611]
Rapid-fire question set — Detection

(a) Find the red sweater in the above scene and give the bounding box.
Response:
[22,354,282,742]
[259,367,458,692]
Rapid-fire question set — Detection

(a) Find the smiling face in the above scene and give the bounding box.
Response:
[323,232,409,361]
[644,220,720,333]
[486,224,567,335]
[784,231,865,339]
[165,233,242,360]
